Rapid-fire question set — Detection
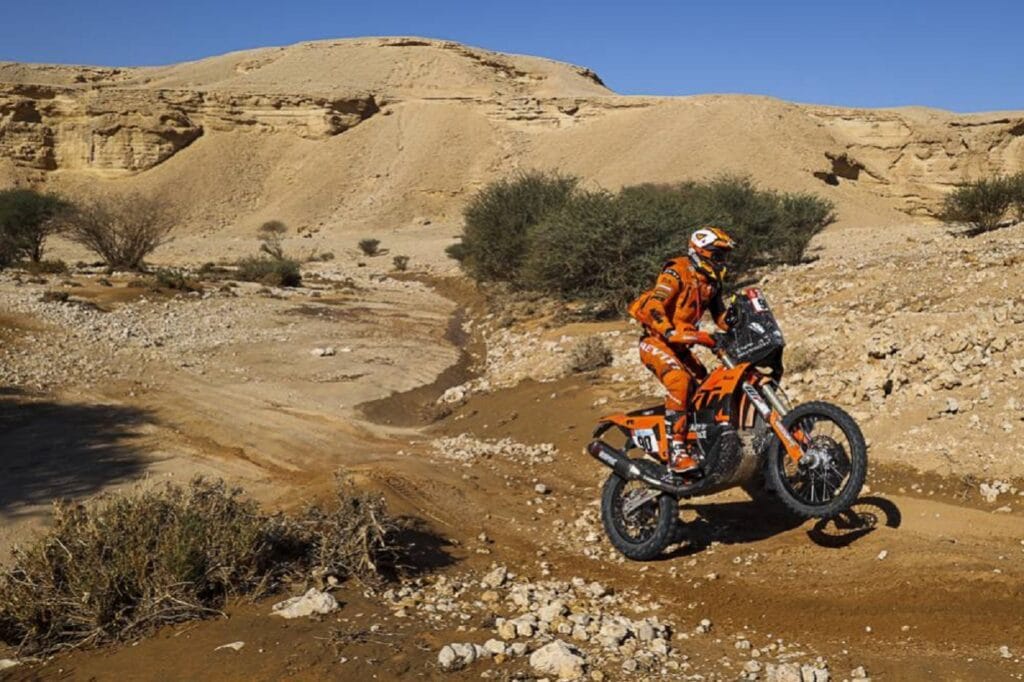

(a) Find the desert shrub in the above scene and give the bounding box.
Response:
[1008,172,1024,224]
[62,193,174,270]
[24,258,68,275]
[39,290,69,303]
[567,336,614,373]
[941,176,1014,236]
[152,268,199,292]
[0,189,70,266]
[459,170,578,282]
[0,476,400,655]
[236,256,302,287]
[392,255,410,271]
[358,238,381,256]
[514,175,834,309]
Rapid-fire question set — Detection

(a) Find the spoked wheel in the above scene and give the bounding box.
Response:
[600,459,677,561]
[767,401,867,518]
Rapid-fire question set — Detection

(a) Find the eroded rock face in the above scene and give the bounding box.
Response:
[0,83,378,173]
[808,107,1024,215]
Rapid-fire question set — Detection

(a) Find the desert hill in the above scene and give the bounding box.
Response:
[2,37,1024,263]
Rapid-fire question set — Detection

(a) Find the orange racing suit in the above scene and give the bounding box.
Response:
[632,256,729,445]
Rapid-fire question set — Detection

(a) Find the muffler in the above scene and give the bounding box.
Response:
[586,440,693,498]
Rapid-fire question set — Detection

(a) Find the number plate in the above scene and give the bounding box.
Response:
[633,428,660,455]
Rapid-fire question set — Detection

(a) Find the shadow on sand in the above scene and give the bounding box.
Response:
[660,494,902,558]
[0,390,155,519]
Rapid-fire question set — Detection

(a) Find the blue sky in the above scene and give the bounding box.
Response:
[2,0,1021,112]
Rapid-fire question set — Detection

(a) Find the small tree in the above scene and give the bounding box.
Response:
[0,188,70,264]
[258,220,287,259]
[63,194,175,270]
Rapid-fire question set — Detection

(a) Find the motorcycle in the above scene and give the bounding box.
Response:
[587,287,867,560]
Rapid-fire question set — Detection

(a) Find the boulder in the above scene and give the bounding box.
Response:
[529,640,586,680]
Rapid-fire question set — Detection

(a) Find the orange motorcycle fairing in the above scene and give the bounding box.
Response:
[690,362,753,422]
[595,407,670,462]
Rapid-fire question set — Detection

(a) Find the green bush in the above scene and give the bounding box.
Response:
[358,238,381,256]
[236,256,302,287]
[941,176,1014,235]
[459,170,578,282]
[0,189,70,266]
[1008,172,1024,224]
[504,174,834,309]
[0,477,401,655]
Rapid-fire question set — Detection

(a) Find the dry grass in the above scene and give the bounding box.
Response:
[567,336,613,373]
[0,476,400,655]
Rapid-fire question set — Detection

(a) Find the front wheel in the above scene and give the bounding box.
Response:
[766,401,867,518]
[600,459,678,561]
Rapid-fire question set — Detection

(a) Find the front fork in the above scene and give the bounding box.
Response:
[720,353,804,462]
[744,379,804,462]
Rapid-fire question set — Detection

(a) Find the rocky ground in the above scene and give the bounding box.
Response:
[1,223,1024,681]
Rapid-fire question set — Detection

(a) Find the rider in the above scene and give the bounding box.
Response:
[628,227,737,475]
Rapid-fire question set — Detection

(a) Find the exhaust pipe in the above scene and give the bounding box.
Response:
[586,440,691,498]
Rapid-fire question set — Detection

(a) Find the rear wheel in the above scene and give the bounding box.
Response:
[600,459,677,561]
[766,401,867,518]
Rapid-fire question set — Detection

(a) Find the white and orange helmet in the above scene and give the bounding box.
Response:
[688,226,736,282]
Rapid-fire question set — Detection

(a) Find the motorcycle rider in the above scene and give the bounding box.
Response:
[628,227,737,475]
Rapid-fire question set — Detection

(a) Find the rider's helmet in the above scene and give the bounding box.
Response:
[688,226,736,282]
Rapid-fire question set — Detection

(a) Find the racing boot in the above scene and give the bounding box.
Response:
[668,437,701,475]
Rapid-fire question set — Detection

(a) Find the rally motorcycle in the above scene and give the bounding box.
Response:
[587,288,867,560]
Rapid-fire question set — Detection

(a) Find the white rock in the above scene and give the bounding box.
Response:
[481,565,508,588]
[497,620,517,640]
[538,600,567,622]
[529,640,586,680]
[311,346,336,357]
[451,642,477,664]
[876,550,888,560]
[634,620,656,642]
[766,663,803,682]
[438,645,459,670]
[484,639,506,656]
[598,621,629,647]
[535,483,549,495]
[509,642,530,657]
[851,666,869,679]
[0,660,19,671]
[999,645,1013,659]
[215,641,245,652]
[271,588,338,619]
